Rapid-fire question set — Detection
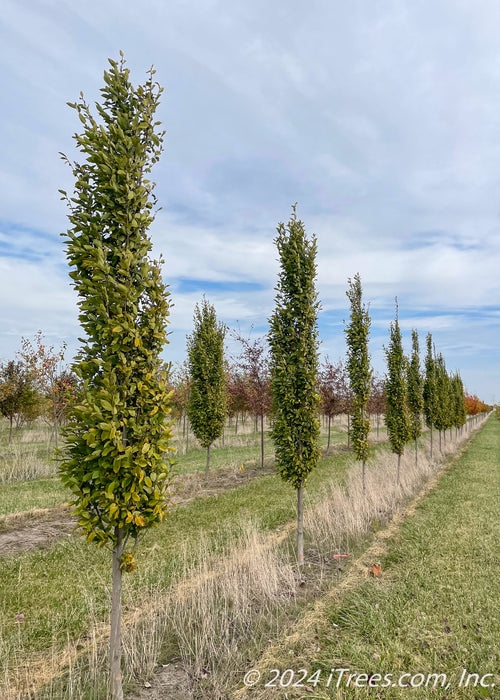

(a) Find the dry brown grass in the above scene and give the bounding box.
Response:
[0,418,486,699]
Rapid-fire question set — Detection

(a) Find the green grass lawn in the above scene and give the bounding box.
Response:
[0,443,358,687]
[246,416,499,699]
[0,416,359,517]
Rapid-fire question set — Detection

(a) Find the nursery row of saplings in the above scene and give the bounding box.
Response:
[24,55,491,699]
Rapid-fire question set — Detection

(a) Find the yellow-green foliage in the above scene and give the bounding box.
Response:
[268,205,320,488]
[345,273,371,463]
[59,57,175,553]
[187,297,227,449]
[384,302,410,456]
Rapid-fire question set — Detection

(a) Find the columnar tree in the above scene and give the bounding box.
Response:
[451,372,467,438]
[434,353,451,450]
[268,205,320,566]
[344,273,372,494]
[384,301,410,484]
[423,333,438,457]
[58,56,174,700]
[187,297,227,478]
[407,330,424,465]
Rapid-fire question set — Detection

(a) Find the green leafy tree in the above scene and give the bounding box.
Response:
[58,56,174,700]
[345,273,372,494]
[187,297,227,478]
[384,301,410,484]
[423,333,438,458]
[268,205,320,565]
[407,330,424,465]
[434,353,451,451]
[0,360,39,442]
[451,372,467,438]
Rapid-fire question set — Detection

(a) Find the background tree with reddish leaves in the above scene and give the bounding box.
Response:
[319,356,345,451]
[20,330,67,447]
[0,360,40,442]
[232,331,271,468]
[367,374,386,438]
[225,364,250,434]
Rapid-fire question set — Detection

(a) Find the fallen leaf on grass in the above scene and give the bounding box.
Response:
[370,563,382,577]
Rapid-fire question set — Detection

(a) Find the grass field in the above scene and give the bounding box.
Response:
[0,414,362,519]
[239,414,499,699]
[0,412,489,698]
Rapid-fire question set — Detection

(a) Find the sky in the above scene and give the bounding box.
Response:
[1,0,499,403]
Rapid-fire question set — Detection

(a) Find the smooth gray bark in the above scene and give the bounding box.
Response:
[110,527,124,700]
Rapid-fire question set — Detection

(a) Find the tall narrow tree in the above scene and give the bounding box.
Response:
[345,273,372,494]
[268,205,320,566]
[423,333,438,458]
[384,300,410,484]
[59,56,174,700]
[407,330,424,465]
[434,353,451,451]
[451,372,467,439]
[187,297,227,478]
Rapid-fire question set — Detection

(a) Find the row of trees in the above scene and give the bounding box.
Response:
[27,56,491,697]
[168,349,387,458]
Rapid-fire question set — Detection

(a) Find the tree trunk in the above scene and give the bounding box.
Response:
[439,430,442,452]
[362,459,366,496]
[415,437,418,466]
[222,428,225,447]
[53,399,58,449]
[9,416,13,444]
[260,413,264,468]
[110,527,124,700]
[376,413,380,438]
[185,418,189,454]
[397,453,401,485]
[297,485,304,566]
[430,425,433,458]
[347,414,350,449]
[205,443,211,479]
[327,414,331,451]
[235,412,238,434]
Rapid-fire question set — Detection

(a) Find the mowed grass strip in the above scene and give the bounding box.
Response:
[243,416,498,699]
[0,444,358,680]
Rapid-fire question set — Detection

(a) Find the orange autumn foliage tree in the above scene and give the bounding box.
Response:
[464,392,491,415]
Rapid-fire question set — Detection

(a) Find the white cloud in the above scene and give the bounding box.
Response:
[0,0,499,400]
